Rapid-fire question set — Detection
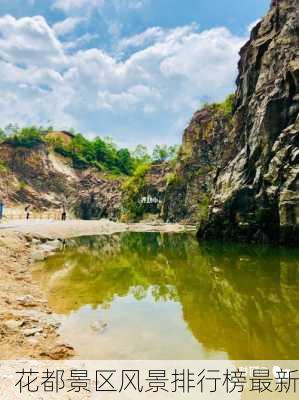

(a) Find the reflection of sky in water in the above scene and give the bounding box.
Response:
[57,290,227,360]
[32,232,299,360]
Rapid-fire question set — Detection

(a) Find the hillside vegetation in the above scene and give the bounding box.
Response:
[0,126,178,177]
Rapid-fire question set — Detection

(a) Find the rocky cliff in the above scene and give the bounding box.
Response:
[121,163,171,222]
[164,0,299,244]
[0,143,122,219]
[1,0,297,240]
[162,98,235,223]
[73,173,122,220]
[0,139,172,221]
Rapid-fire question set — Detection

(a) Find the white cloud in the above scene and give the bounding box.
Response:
[0,15,245,146]
[97,85,160,111]
[160,27,242,80]
[0,15,66,68]
[52,0,148,13]
[112,0,148,11]
[53,17,84,36]
[0,59,73,129]
[63,33,99,50]
[52,0,105,13]
[117,27,166,52]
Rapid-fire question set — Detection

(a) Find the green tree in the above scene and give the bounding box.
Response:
[0,129,6,142]
[6,126,44,148]
[4,123,19,136]
[152,144,179,163]
[208,94,235,117]
[168,145,179,160]
[2,124,181,176]
[132,145,151,164]
[116,148,134,175]
[152,145,168,162]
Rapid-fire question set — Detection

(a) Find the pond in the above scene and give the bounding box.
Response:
[32,232,299,360]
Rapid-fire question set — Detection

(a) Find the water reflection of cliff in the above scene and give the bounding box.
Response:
[33,233,299,359]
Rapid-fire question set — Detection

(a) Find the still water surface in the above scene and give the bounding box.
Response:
[32,232,299,360]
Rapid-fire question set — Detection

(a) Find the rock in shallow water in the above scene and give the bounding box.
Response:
[90,321,108,334]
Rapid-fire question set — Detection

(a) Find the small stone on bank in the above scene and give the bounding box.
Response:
[4,319,25,330]
[16,295,37,307]
[22,327,43,337]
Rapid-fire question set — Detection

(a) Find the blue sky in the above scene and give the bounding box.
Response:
[0,0,269,148]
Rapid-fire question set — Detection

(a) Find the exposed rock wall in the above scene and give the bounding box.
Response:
[73,173,122,221]
[0,143,75,208]
[0,142,166,222]
[162,105,234,223]
[198,0,299,244]
[164,0,298,244]
[121,163,171,222]
[0,1,297,238]
[0,143,122,219]
[141,163,172,217]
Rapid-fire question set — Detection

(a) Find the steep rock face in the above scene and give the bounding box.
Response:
[0,143,122,219]
[198,0,299,244]
[164,0,298,243]
[73,172,122,221]
[162,106,234,223]
[0,143,76,208]
[0,142,167,222]
[71,162,171,223]
[142,163,172,216]
[121,163,171,221]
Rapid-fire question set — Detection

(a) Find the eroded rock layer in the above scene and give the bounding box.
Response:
[202,0,298,244]
[0,143,122,219]
[165,0,298,244]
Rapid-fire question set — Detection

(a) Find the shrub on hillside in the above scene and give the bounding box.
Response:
[6,126,44,148]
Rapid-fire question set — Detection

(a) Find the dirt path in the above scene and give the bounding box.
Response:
[0,219,195,359]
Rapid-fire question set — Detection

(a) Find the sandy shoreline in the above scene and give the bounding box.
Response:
[0,219,195,359]
[0,218,195,239]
